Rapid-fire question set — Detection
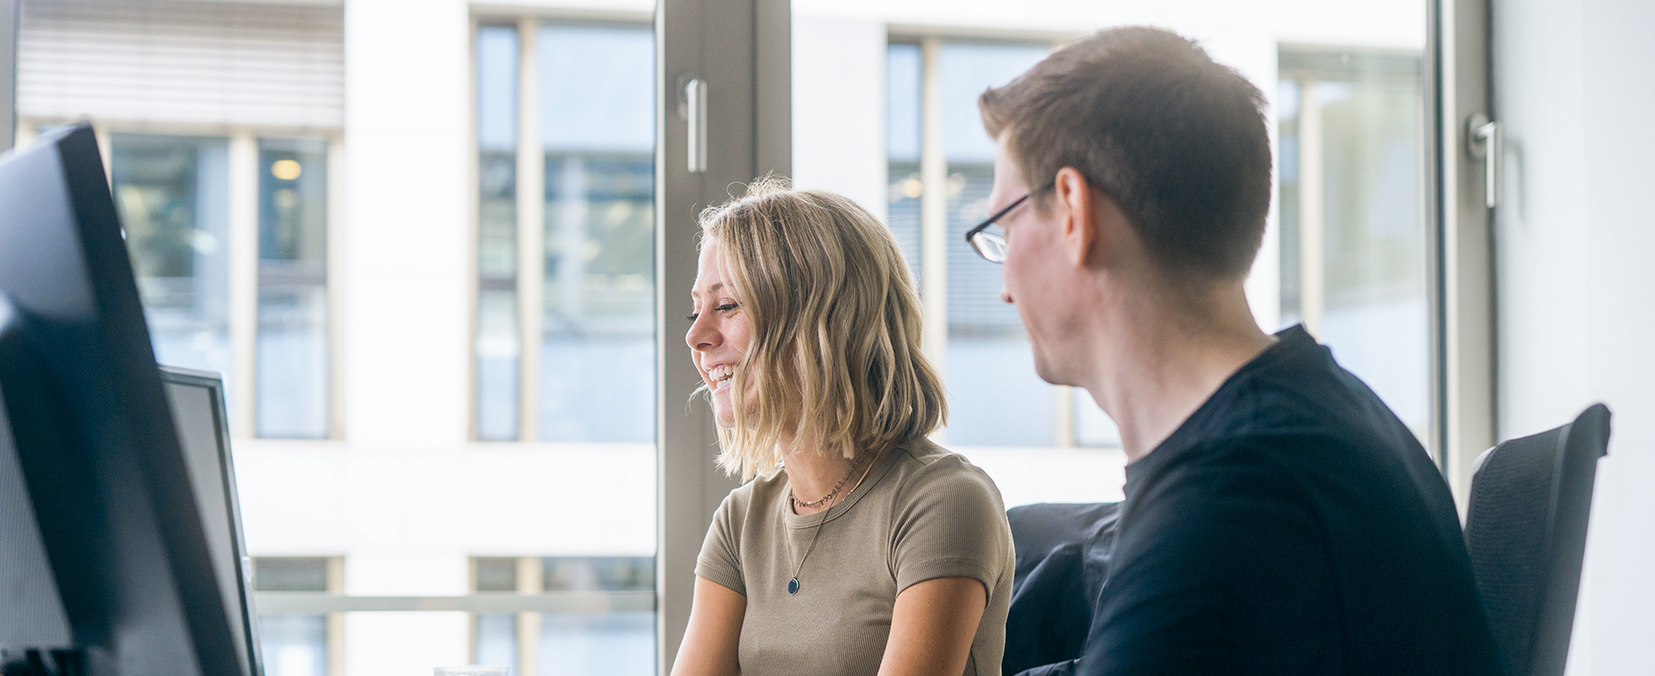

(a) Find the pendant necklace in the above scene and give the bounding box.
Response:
[785,450,879,596]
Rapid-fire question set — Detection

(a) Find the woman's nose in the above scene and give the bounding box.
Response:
[686,314,720,351]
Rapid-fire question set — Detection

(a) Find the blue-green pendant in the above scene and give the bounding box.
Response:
[788,578,800,595]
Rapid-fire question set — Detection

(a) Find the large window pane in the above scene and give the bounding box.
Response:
[886,42,923,283]
[537,557,653,676]
[477,24,523,441]
[257,138,331,439]
[253,557,332,676]
[536,612,654,676]
[110,133,233,394]
[940,43,1054,448]
[1278,49,1429,437]
[469,19,659,676]
[537,25,655,443]
[794,1,1429,506]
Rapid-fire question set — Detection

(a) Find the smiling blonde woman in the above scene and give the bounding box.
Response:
[672,179,1014,676]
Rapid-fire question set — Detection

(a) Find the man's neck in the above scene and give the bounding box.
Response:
[1080,281,1275,464]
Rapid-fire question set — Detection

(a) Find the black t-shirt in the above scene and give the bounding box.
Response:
[1067,326,1504,676]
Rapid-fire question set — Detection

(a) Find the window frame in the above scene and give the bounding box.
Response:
[13,118,347,442]
[466,9,657,444]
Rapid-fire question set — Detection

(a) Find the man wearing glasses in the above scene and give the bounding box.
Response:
[972,27,1502,676]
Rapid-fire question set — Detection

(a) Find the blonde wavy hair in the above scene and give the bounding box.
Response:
[697,178,946,480]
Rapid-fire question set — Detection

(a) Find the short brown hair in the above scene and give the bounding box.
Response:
[980,26,1271,281]
[697,178,946,479]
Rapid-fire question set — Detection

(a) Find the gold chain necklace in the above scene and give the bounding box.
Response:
[784,451,880,596]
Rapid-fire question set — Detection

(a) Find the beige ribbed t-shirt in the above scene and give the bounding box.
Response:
[695,439,1014,676]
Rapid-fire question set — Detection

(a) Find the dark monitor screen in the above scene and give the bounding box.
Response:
[0,123,245,676]
[159,366,262,676]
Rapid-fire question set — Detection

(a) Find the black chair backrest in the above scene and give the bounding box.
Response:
[1464,403,1610,676]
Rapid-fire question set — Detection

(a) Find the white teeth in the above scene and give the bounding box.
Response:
[708,365,733,383]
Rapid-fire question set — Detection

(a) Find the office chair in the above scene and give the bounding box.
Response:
[1464,403,1611,676]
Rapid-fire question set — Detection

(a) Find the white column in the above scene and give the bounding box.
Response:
[918,37,948,420]
[1297,79,1325,338]
[228,133,259,439]
[789,15,888,221]
[342,0,475,673]
[517,18,545,442]
[343,0,473,451]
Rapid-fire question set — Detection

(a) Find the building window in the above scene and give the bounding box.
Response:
[1277,47,1429,439]
[887,39,1117,449]
[258,139,332,439]
[110,133,235,393]
[888,39,1431,449]
[253,556,341,676]
[472,556,655,676]
[104,131,339,440]
[473,21,656,443]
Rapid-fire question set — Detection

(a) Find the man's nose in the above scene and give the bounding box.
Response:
[1001,286,1014,304]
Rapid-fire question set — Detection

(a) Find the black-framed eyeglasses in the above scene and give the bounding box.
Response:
[963,183,1052,263]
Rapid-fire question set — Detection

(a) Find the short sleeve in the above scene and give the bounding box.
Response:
[889,461,1012,595]
[694,491,747,597]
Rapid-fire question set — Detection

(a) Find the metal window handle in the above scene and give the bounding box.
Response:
[1468,113,1502,209]
[685,78,708,174]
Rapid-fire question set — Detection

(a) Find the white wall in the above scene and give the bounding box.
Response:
[1493,0,1655,674]
[791,15,888,223]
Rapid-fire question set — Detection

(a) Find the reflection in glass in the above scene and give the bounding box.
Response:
[1278,49,1428,437]
[254,557,329,676]
[537,612,654,676]
[110,134,233,398]
[538,24,655,443]
[257,139,330,439]
[886,42,923,283]
[259,616,329,676]
[539,558,655,674]
[938,43,1054,447]
[477,24,521,441]
[475,614,518,668]
[541,556,654,592]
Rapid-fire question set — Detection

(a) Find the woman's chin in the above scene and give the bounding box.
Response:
[711,403,736,429]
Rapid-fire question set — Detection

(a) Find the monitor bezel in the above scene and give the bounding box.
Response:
[157,365,265,676]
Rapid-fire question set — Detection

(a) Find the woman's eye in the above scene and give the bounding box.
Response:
[687,303,737,323]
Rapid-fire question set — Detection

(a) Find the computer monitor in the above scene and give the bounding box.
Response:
[0,123,247,676]
[159,366,264,676]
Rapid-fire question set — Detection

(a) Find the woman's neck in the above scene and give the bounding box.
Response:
[781,443,857,516]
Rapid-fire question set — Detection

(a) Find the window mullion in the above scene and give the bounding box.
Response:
[327,135,346,440]
[229,132,260,439]
[1055,386,1075,447]
[516,556,542,676]
[919,36,948,442]
[516,18,545,442]
[1297,78,1326,339]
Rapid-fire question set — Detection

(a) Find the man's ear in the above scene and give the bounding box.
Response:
[1054,167,1095,268]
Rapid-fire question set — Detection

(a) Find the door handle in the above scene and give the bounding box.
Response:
[684,78,708,174]
[1467,113,1502,209]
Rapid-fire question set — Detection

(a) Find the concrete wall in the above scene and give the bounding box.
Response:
[1493,0,1655,674]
